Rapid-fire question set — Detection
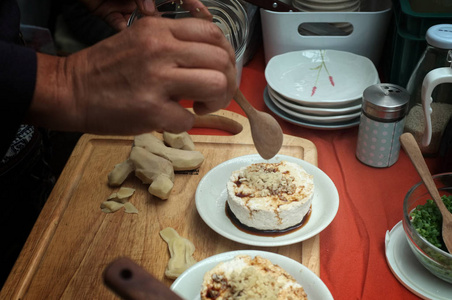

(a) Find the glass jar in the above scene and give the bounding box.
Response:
[404,24,452,156]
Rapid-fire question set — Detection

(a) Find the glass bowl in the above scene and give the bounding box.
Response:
[127,0,248,85]
[402,172,452,283]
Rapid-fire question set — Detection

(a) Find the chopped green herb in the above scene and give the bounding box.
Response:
[410,195,452,251]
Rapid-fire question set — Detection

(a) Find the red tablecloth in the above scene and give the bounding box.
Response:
[220,48,444,300]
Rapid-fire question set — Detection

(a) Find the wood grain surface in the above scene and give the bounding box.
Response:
[1,110,319,299]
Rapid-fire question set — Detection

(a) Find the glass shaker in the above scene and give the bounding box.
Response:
[404,24,452,155]
[356,84,410,168]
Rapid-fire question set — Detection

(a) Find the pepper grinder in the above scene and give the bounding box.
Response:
[356,84,410,168]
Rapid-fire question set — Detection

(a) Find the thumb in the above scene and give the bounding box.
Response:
[135,0,156,15]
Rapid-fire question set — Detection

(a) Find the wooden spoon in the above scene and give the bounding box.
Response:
[400,132,452,253]
[233,89,283,159]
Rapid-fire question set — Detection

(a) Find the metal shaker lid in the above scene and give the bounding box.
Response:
[362,84,410,121]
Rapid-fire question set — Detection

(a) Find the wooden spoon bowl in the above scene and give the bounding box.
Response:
[233,89,283,159]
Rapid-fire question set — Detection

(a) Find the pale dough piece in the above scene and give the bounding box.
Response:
[108,159,135,186]
[102,187,137,213]
[124,202,139,214]
[101,201,124,213]
[108,187,136,203]
[160,227,197,279]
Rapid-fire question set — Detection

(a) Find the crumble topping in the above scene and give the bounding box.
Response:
[201,255,308,300]
[235,163,299,199]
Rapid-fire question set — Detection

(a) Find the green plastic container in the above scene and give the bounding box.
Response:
[394,0,452,39]
[385,25,427,87]
[384,0,452,87]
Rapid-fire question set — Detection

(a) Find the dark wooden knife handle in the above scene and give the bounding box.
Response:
[103,257,183,300]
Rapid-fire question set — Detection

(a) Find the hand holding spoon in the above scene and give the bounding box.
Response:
[400,132,452,253]
[233,89,283,159]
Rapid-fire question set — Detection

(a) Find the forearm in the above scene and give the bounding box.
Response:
[26,53,63,128]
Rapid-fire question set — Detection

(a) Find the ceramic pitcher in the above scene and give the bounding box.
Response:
[421,65,452,150]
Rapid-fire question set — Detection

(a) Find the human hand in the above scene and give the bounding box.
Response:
[29,16,236,135]
[79,0,212,31]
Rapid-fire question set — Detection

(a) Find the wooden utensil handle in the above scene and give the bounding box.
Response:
[103,257,183,300]
[400,132,447,210]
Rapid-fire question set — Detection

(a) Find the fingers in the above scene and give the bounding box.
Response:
[133,10,235,65]
[134,17,236,81]
[135,0,156,15]
[180,0,213,21]
[103,12,130,31]
[135,0,210,20]
[161,43,237,110]
[145,101,196,133]
[166,68,234,106]
[169,39,233,71]
[133,17,237,114]
[168,18,236,65]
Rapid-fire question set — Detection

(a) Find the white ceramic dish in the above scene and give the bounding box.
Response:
[385,221,452,300]
[268,85,362,116]
[171,250,334,300]
[195,154,339,247]
[264,87,361,130]
[268,89,361,123]
[265,49,379,107]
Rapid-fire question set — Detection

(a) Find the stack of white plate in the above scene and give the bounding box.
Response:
[264,49,379,130]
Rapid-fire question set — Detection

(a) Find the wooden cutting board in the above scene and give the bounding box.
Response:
[1,110,319,299]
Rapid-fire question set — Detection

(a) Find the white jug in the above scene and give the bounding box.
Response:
[421,65,452,151]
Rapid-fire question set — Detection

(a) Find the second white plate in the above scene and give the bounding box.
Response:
[268,85,362,116]
[195,154,339,247]
[264,87,361,130]
[268,89,361,123]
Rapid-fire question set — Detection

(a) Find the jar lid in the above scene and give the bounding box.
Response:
[426,24,452,49]
[362,84,410,121]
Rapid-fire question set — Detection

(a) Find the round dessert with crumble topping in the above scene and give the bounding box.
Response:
[200,254,308,299]
[226,161,314,231]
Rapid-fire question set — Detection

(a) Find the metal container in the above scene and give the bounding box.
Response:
[356,84,410,167]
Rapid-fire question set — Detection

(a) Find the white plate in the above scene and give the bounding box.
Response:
[268,85,362,116]
[385,221,452,300]
[171,250,334,300]
[265,49,379,107]
[268,89,361,123]
[264,87,361,130]
[195,154,339,247]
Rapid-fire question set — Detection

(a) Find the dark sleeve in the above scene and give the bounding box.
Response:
[0,40,37,158]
